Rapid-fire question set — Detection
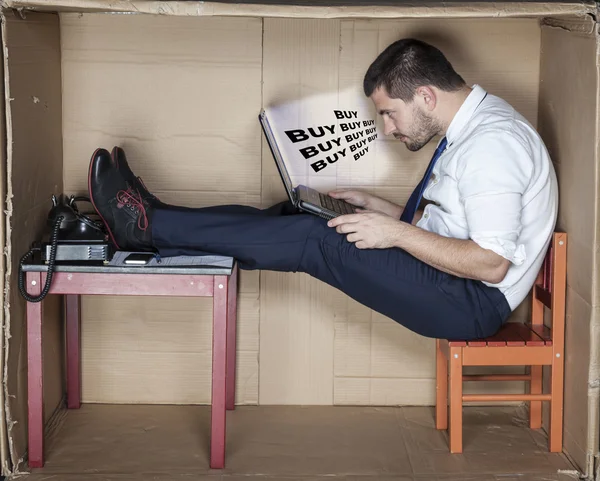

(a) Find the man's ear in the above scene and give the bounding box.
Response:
[415,86,437,111]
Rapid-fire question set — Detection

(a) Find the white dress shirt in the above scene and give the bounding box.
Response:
[416,84,558,311]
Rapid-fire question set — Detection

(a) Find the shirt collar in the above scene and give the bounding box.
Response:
[445,84,487,146]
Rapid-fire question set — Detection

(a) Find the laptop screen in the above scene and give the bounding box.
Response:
[259,109,296,202]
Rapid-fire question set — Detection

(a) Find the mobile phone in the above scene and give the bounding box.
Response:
[124,253,155,265]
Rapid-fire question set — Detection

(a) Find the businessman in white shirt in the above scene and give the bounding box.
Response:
[88,38,558,341]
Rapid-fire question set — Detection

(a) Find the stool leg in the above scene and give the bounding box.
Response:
[66,295,81,409]
[226,266,238,411]
[26,272,44,468]
[211,275,228,469]
[435,340,448,430]
[549,349,565,452]
[529,365,542,429]
[530,286,544,430]
[448,347,463,453]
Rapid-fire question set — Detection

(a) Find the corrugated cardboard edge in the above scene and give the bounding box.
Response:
[0,10,17,477]
[542,13,597,35]
[590,26,600,480]
[0,11,8,478]
[0,0,597,18]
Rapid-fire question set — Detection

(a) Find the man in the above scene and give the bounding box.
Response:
[88,38,558,341]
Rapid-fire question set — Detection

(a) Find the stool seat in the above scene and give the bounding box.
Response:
[449,322,553,347]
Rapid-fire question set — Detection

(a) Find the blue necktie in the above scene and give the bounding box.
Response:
[400,137,448,224]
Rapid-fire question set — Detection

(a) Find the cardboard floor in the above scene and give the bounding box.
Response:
[15,404,578,480]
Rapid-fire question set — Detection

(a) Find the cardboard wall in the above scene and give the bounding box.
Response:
[2,11,64,472]
[538,21,600,473]
[2,7,596,476]
[60,13,263,405]
[60,13,539,408]
[260,16,540,405]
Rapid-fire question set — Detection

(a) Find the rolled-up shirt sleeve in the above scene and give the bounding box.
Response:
[456,132,532,265]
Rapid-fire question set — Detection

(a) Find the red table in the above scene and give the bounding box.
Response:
[23,257,238,469]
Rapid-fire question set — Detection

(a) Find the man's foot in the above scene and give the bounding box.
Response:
[111,146,167,208]
[88,148,154,252]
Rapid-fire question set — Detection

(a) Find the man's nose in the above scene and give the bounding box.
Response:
[383,119,396,136]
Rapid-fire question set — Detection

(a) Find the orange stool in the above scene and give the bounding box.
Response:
[436,232,567,453]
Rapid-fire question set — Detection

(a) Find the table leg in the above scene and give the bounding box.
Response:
[226,266,238,411]
[211,275,228,469]
[66,294,81,409]
[26,272,44,468]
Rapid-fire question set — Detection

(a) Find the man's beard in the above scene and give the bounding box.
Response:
[400,107,441,152]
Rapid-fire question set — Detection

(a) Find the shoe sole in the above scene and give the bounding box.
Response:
[88,147,122,251]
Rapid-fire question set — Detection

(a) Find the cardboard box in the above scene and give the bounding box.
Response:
[0,0,597,478]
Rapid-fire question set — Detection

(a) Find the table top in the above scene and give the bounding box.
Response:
[22,251,236,276]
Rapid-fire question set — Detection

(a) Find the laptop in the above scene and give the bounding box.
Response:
[258,109,357,220]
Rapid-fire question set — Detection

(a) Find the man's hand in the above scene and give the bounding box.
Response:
[328,189,403,219]
[327,211,406,249]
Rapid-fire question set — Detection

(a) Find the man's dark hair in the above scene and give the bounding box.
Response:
[363,38,466,101]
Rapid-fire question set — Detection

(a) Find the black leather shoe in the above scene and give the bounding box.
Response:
[88,148,154,252]
[111,146,167,208]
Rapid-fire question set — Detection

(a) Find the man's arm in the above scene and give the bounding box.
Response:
[393,222,511,283]
[368,196,404,219]
[329,131,526,285]
[328,210,512,284]
[395,134,531,284]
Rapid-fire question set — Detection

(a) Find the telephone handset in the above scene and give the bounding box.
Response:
[18,194,112,303]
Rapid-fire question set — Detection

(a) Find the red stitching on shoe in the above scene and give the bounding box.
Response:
[116,186,148,231]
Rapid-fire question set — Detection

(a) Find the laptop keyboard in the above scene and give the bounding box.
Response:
[319,193,355,215]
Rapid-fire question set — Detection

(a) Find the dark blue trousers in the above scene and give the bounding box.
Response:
[151,201,511,340]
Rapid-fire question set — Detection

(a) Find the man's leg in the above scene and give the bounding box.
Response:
[151,201,298,257]
[152,203,511,340]
[89,149,511,341]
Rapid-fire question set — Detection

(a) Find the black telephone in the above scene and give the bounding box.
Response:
[18,194,113,302]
